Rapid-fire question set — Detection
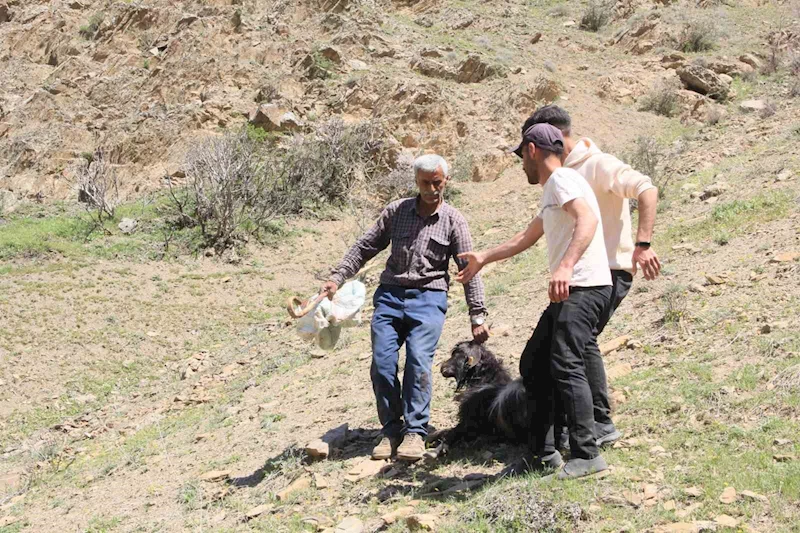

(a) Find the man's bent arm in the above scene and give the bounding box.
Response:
[329,207,392,286]
[559,198,597,271]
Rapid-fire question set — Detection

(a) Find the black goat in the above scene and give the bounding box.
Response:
[429,341,531,450]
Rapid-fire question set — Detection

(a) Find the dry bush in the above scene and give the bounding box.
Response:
[377,151,416,203]
[705,105,725,125]
[76,148,120,226]
[548,4,570,18]
[170,130,294,249]
[625,136,673,201]
[170,119,389,250]
[580,1,612,32]
[677,20,718,52]
[660,283,687,326]
[282,118,387,211]
[759,101,777,118]
[790,78,800,98]
[639,78,680,117]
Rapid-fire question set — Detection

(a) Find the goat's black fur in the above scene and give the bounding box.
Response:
[432,341,531,447]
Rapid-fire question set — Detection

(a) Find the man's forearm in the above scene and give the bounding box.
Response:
[636,188,658,242]
[559,214,597,270]
[483,218,543,265]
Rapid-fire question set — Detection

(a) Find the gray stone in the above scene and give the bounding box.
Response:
[118,218,138,235]
[677,64,730,100]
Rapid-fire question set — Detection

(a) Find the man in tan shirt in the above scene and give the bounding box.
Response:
[524,105,661,447]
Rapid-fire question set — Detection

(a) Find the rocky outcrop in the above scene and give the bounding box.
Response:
[677,64,730,100]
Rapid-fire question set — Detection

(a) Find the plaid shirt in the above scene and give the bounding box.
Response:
[330,197,487,319]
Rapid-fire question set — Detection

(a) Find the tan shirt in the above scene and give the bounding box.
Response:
[564,138,656,273]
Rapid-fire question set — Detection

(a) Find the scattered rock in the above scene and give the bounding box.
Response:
[249,103,303,132]
[245,503,274,520]
[770,252,799,263]
[319,46,342,64]
[705,274,727,286]
[689,283,708,293]
[740,490,768,503]
[715,515,738,528]
[345,458,387,482]
[684,487,703,498]
[678,64,730,100]
[773,454,794,463]
[664,500,677,511]
[627,339,643,350]
[719,486,737,504]
[563,20,576,27]
[624,490,643,507]
[347,59,369,71]
[194,433,211,443]
[407,514,438,531]
[411,58,456,80]
[334,516,364,533]
[773,438,792,446]
[200,470,231,482]
[382,506,415,526]
[698,181,728,200]
[313,473,330,489]
[456,54,503,83]
[530,32,543,44]
[607,363,633,381]
[305,423,348,460]
[600,335,631,355]
[739,53,761,70]
[118,218,138,234]
[276,474,312,501]
[739,100,768,113]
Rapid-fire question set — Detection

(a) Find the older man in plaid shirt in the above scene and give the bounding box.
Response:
[320,154,488,462]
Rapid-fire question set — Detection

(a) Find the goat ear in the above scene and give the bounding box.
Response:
[467,355,476,367]
[466,345,483,368]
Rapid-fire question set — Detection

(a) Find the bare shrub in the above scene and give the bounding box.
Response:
[677,20,718,53]
[759,101,777,118]
[639,78,680,117]
[625,136,673,201]
[580,1,612,32]
[170,119,389,250]
[377,152,416,203]
[282,118,387,211]
[173,130,294,249]
[76,148,120,226]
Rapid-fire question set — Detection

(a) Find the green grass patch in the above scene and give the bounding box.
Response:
[661,191,792,248]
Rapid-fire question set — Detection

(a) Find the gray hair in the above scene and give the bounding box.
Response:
[413,154,449,177]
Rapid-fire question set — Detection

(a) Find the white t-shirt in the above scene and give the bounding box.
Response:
[537,167,612,288]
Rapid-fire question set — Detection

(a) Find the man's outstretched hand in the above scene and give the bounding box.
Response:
[320,281,338,300]
[456,251,486,284]
[632,246,661,281]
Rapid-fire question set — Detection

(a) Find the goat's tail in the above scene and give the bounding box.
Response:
[489,378,529,440]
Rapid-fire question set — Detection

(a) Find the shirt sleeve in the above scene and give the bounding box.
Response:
[329,205,392,287]
[595,154,657,200]
[450,212,488,318]
[551,171,585,208]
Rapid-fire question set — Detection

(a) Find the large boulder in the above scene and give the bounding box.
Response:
[677,64,730,100]
[248,104,303,132]
[456,54,504,83]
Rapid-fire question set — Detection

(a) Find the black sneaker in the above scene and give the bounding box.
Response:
[556,455,608,480]
[498,451,564,478]
[596,428,622,448]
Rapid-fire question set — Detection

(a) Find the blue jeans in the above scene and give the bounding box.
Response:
[370,285,448,438]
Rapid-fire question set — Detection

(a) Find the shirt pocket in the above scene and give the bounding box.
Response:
[423,233,450,269]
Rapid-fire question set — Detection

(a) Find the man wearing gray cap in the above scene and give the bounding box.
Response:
[457,123,611,478]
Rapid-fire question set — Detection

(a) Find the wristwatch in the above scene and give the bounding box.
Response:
[471,315,486,326]
[635,242,651,249]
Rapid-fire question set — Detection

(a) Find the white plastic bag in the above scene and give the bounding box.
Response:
[295,281,366,350]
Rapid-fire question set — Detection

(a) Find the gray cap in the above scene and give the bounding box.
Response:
[511,123,564,158]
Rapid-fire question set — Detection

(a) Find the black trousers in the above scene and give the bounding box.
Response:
[585,270,633,430]
[520,285,612,460]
